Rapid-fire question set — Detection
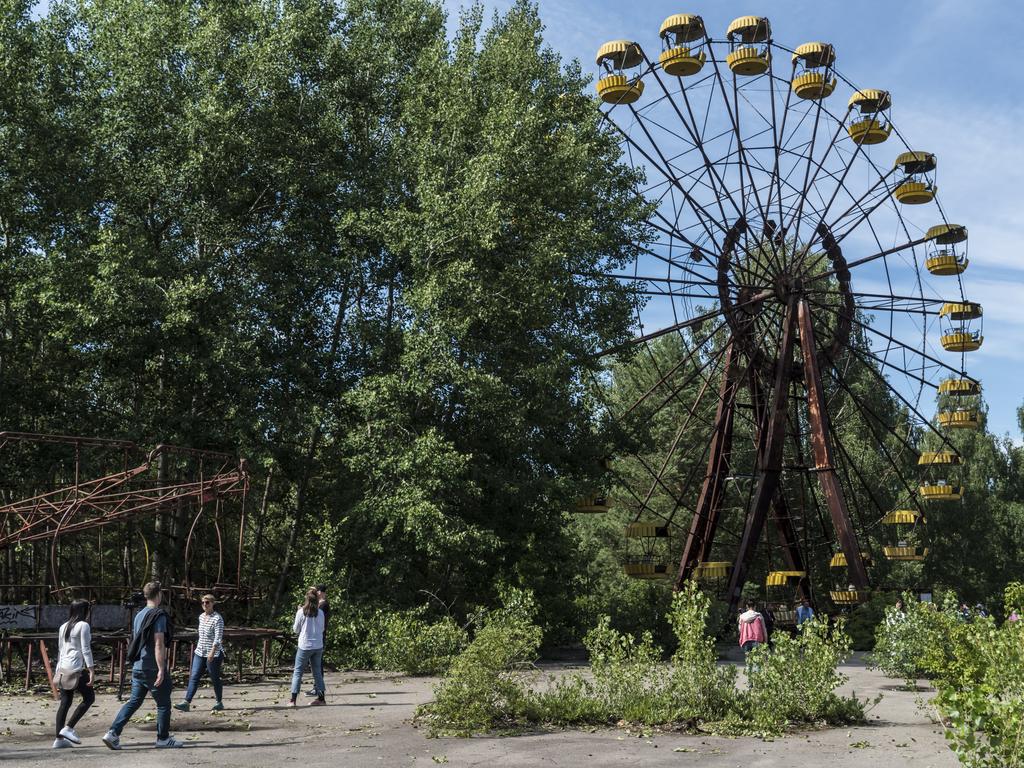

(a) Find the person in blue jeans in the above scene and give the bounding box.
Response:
[174,594,225,712]
[103,581,183,750]
[289,587,325,707]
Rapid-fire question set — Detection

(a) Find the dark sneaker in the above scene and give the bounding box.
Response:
[173,701,191,712]
[211,702,225,711]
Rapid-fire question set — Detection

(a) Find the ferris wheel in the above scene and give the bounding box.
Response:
[580,14,983,612]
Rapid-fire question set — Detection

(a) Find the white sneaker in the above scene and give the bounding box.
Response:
[155,735,184,748]
[102,730,121,750]
[52,737,71,749]
[58,726,81,744]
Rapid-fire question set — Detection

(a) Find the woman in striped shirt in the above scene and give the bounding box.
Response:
[174,594,225,712]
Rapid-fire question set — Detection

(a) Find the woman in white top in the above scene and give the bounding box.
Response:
[174,593,226,712]
[288,587,325,707]
[53,599,96,748]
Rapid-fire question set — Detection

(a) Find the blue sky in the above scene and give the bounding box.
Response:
[445,0,1024,440]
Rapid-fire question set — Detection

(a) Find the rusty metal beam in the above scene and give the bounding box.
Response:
[725,295,799,610]
[674,343,740,587]
[797,298,869,589]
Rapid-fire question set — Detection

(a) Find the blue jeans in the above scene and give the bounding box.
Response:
[110,667,171,741]
[184,653,223,703]
[290,647,324,696]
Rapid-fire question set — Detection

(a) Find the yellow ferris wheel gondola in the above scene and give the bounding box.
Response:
[938,377,980,396]
[917,450,961,467]
[575,494,610,513]
[925,224,969,275]
[791,42,836,100]
[893,151,937,205]
[937,409,981,430]
[847,89,892,144]
[726,16,771,76]
[595,40,645,105]
[659,14,707,76]
[882,509,927,561]
[939,301,983,352]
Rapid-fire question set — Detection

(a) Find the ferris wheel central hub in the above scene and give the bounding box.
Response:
[772,272,804,302]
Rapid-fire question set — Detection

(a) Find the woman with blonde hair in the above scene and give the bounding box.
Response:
[173,594,225,712]
[289,587,325,706]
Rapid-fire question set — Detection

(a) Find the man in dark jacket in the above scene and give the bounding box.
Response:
[103,581,183,749]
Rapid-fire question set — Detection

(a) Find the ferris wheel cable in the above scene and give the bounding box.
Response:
[805,295,968,384]
[621,320,732,417]
[828,333,962,455]
[782,70,834,261]
[827,418,898,549]
[592,288,772,359]
[705,48,786,274]
[791,162,898,273]
[804,234,931,284]
[633,358,725,521]
[822,358,929,494]
[614,112,729,246]
[806,289,946,305]
[584,271,722,288]
[642,56,747,223]
[646,215,720,268]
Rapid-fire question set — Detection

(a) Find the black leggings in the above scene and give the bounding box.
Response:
[55,673,95,736]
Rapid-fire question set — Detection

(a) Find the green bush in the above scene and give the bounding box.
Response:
[933,621,1024,767]
[369,608,468,675]
[421,583,864,737]
[871,594,948,687]
[741,616,860,734]
[416,588,543,736]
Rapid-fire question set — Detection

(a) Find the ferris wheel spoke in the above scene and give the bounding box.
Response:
[822,363,927,516]
[594,287,775,359]
[829,333,962,455]
[804,234,931,283]
[642,57,746,223]
[614,113,729,249]
[705,46,783,273]
[622,319,731,417]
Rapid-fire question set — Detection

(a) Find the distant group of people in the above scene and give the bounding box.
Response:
[50,580,331,749]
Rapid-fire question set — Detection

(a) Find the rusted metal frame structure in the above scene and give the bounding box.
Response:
[0,432,249,596]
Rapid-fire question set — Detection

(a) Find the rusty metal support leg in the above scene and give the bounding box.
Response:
[39,639,57,700]
[24,640,33,691]
[675,344,740,587]
[725,296,799,611]
[797,299,869,589]
[748,367,809,599]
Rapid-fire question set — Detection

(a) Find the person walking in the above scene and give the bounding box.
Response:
[290,587,325,707]
[52,599,96,748]
[306,584,329,697]
[796,597,815,627]
[738,600,767,655]
[174,594,225,712]
[102,581,183,750]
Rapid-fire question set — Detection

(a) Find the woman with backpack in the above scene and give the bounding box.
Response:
[53,599,96,748]
[289,587,326,707]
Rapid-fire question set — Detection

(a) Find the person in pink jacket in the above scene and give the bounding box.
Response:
[738,600,767,654]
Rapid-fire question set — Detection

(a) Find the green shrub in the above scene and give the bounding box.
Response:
[1004,582,1024,616]
[664,581,737,723]
[369,608,468,675]
[933,621,1024,767]
[871,594,948,687]
[741,616,860,734]
[416,588,543,736]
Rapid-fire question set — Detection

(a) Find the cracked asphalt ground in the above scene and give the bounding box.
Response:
[0,658,956,767]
